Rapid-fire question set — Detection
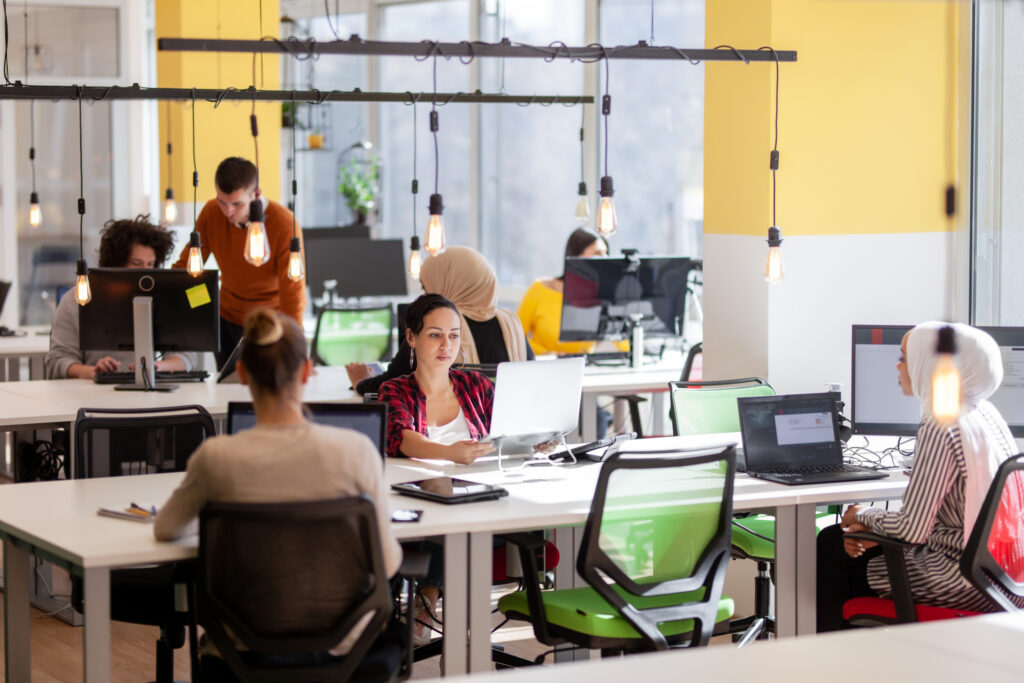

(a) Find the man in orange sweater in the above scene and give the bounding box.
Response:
[173,157,305,368]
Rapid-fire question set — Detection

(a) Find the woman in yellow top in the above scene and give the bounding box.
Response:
[518,228,621,355]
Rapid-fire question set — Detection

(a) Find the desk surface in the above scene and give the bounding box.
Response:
[0,329,50,357]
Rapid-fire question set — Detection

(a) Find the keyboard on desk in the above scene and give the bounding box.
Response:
[748,463,888,485]
[93,370,210,384]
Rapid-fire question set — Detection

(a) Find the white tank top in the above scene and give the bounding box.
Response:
[426,407,472,445]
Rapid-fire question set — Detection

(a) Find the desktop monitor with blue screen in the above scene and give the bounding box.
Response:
[226,402,388,456]
[851,324,1024,437]
[79,268,219,389]
[559,255,695,344]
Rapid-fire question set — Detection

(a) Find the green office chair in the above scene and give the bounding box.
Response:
[498,446,738,658]
[311,306,393,367]
[669,378,836,640]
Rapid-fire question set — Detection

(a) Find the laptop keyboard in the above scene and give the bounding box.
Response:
[93,370,210,384]
[759,464,872,476]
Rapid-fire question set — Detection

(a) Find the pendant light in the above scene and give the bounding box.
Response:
[763,48,784,284]
[162,102,177,225]
[243,80,270,266]
[931,325,961,424]
[286,95,304,282]
[595,59,617,237]
[24,4,41,228]
[424,55,445,256]
[186,89,204,277]
[73,90,91,305]
[574,107,590,226]
[407,99,422,277]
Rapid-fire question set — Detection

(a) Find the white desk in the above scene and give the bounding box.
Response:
[0,328,50,380]
[578,363,682,440]
[459,611,1024,683]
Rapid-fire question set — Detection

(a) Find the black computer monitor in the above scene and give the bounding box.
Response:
[226,401,388,456]
[559,255,694,342]
[851,324,1024,437]
[304,235,407,300]
[79,268,219,389]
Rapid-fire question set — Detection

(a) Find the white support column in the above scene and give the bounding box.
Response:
[82,566,111,682]
[442,533,468,675]
[467,530,493,672]
[3,539,32,682]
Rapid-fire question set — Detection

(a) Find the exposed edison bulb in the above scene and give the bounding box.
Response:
[425,194,446,256]
[243,200,271,266]
[74,260,91,306]
[408,235,422,278]
[29,191,42,228]
[931,326,961,424]
[574,182,590,225]
[287,237,305,282]
[163,188,177,224]
[764,226,785,284]
[186,232,203,277]
[596,176,617,236]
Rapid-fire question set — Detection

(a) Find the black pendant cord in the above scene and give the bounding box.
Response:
[2,0,11,84]
[578,104,585,185]
[759,46,780,226]
[24,0,35,194]
[650,0,655,45]
[165,100,172,196]
[602,55,610,179]
[291,92,297,239]
[250,52,259,191]
[191,88,198,226]
[77,90,85,258]
[412,100,418,236]
[431,53,439,196]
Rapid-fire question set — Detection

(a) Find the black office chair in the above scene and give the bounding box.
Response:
[73,405,216,683]
[195,496,423,683]
[844,453,1024,625]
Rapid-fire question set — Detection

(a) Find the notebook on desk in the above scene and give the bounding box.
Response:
[477,357,586,455]
[737,392,887,485]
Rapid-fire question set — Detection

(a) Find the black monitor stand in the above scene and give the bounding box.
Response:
[113,296,177,392]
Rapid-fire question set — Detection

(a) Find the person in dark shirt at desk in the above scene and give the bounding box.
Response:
[44,216,197,379]
[346,246,532,395]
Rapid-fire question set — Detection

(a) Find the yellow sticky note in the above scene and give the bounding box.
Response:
[186,283,211,309]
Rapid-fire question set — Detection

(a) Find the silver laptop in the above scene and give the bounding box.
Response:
[479,357,586,455]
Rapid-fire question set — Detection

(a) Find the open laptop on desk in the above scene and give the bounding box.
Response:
[227,401,388,457]
[478,357,586,458]
[737,392,887,485]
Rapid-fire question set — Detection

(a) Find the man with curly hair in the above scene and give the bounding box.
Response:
[171,157,305,369]
[44,215,198,379]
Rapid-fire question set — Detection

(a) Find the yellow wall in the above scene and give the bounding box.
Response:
[155,0,281,204]
[705,0,959,237]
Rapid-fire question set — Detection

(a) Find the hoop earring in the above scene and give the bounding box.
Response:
[409,346,415,368]
[457,347,466,367]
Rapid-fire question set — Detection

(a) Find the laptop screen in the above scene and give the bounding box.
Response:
[737,393,842,470]
[226,402,387,456]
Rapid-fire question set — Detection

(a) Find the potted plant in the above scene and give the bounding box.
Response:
[338,155,379,224]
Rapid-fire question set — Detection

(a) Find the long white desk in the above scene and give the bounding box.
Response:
[0,328,50,380]
[460,611,1024,683]
[578,363,681,440]
[0,438,908,681]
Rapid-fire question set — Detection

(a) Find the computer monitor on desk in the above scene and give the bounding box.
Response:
[851,324,1024,437]
[304,235,407,303]
[79,268,219,391]
[560,254,695,366]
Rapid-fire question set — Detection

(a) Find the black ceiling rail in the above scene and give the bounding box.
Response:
[0,83,593,105]
[157,37,796,63]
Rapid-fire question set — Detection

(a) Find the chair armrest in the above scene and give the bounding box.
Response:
[844,531,920,623]
[612,395,648,405]
[498,532,547,552]
[398,550,430,580]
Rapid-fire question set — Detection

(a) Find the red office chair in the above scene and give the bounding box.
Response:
[843,453,1024,625]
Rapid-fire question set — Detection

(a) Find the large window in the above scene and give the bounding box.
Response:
[972,3,1024,325]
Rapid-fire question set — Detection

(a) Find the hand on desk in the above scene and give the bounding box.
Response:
[346,362,375,387]
[69,356,121,379]
[447,440,495,465]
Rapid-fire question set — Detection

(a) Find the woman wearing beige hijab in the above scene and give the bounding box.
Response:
[347,246,533,395]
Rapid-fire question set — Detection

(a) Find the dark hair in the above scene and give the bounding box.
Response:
[405,293,459,337]
[214,157,258,194]
[97,215,175,267]
[239,308,307,394]
[565,228,607,258]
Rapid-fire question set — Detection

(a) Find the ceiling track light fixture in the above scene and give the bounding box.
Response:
[186,88,204,277]
[286,93,304,282]
[407,99,422,278]
[73,89,90,306]
[163,100,177,225]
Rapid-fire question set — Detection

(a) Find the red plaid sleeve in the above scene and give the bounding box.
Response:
[379,375,420,458]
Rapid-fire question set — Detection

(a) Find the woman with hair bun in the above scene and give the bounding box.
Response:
[155,307,400,656]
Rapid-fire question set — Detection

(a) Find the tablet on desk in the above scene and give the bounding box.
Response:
[392,477,508,504]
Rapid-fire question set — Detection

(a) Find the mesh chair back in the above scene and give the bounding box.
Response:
[963,454,1024,611]
[312,306,393,366]
[197,497,391,680]
[669,378,774,436]
[74,405,215,478]
[577,446,735,649]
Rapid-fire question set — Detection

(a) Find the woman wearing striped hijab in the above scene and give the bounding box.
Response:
[817,322,1018,631]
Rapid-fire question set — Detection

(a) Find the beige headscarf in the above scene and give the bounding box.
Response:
[419,246,529,364]
[906,322,1014,539]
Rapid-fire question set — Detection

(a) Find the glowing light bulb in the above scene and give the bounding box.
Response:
[425,194,446,256]
[931,326,961,424]
[29,191,42,228]
[186,231,203,277]
[408,235,422,278]
[243,200,271,266]
[74,260,91,306]
[287,237,304,282]
[596,176,617,236]
[163,188,177,224]
[574,182,590,226]
[764,226,785,284]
